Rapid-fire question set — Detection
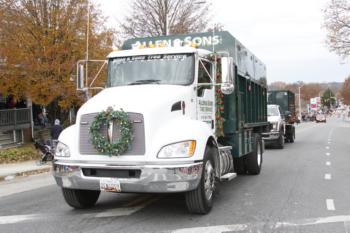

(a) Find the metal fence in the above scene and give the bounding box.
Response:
[0,108,31,130]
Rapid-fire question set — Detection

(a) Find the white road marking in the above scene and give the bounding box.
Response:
[172,224,248,233]
[326,152,331,156]
[324,173,332,180]
[344,221,350,233]
[327,141,331,144]
[326,199,335,211]
[171,214,350,232]
[94,197,157,218]
[326,146,330,150]
[0,214,39,225]
[0,196,158,225]
[326,161,331,166]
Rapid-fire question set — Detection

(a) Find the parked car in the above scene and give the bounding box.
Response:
[316,113,326,123]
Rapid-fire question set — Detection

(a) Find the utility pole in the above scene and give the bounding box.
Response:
[85,0,90,100]
[298,86,302,121]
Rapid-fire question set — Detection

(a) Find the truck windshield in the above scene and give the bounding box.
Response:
[268,106,280,116]
[107,53,194,87]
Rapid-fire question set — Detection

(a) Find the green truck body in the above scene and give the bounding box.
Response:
[123,31,269,158]
[268,90,296,123]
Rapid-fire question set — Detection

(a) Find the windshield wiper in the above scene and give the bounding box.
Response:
[128,79,161,85]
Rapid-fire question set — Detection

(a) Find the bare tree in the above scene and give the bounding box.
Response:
[120,0,211,38]
[324,0,350,59]
[268,81,287,90]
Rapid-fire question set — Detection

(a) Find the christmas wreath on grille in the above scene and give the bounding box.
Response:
[89,107,133,156]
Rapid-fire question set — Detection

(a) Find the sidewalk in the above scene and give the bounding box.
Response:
[0,160,51,182]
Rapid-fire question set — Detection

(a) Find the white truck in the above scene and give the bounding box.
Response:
[53,31,270,214]
[265,104,286,148]
[263,90,296,148]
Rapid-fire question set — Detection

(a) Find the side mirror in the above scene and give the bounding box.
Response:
[77,63,85,90]
[285,111,291,117]
[220,57,235,95]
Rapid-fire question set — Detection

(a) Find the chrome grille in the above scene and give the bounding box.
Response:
[79,113,145,155]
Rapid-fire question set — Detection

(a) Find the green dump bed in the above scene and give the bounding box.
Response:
[123,31,269,157]
[267,90,296,117]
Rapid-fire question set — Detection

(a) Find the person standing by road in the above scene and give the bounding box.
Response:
[51,119,63,140]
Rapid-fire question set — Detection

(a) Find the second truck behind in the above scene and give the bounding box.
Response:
[263,90,296,148]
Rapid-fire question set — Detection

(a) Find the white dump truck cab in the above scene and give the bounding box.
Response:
[53,45,235,213]
[263,104,286,148]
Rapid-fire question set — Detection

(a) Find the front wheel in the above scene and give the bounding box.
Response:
[289,127,295,143]
[276,131,284,149]
[62,188,100,209]
[185,146,216,214]
[246,134,263,175]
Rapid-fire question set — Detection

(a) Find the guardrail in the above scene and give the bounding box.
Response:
[0,108,31,131]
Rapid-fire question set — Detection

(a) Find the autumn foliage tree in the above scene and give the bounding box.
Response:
[299,83,322,102]
[321,88,336,108]
[121,0,211,38]
[340,77,350,104]
[0,0,115,114]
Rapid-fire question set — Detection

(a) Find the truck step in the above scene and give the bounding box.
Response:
[220,172,237,182]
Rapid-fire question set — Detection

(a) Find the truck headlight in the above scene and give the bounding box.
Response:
[55,142,71,157]
[157,140,196,158]
[272,122,279,130]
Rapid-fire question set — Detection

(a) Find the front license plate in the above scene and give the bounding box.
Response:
[100,178,121,192]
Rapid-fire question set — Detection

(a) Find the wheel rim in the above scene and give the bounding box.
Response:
[204,160,215,201]
[257,142,262,166]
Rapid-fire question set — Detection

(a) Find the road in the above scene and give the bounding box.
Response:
[1,116,350,233]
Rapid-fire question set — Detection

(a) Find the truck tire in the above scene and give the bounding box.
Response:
[62,188,100,209]
[185,146,216,214]
[289,127,295,143]
[233,157,246,174]
[276,131,284,149]
[246,134,263,175]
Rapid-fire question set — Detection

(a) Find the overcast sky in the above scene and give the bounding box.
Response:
[96,0,349,84]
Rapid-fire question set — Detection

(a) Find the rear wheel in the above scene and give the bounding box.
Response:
[276,131,284,149]
[246,134,263,175]
[62,188,100,209]
[185,146,216,214]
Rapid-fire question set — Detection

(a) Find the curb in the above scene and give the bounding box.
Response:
[0,167,51,182]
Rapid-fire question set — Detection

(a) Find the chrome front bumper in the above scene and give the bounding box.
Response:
[261,131,280,141]
[53,161,202,193]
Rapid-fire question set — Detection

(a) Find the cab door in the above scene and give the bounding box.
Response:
[196,58,215,133]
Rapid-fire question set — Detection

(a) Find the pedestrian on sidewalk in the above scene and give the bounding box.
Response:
[51,119,63,140]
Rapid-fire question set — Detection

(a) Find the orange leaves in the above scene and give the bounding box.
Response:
[340,77,350,105]
[0,0,115,109]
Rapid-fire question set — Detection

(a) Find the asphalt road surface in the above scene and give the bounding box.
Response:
[1,116,350,233]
